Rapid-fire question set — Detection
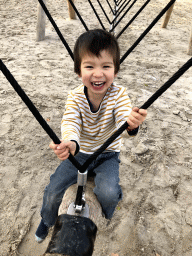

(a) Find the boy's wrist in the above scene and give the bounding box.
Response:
[70,140,80,155]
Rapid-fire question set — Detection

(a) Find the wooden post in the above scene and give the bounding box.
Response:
[67,0,76,20]
[161,2,175,28]
[36,0,46,41]
[187,25,192,55]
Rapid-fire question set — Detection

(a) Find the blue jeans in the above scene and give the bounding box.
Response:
[41,151,122,226]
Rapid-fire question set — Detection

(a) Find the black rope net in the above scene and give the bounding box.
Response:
[1,57,192,173]
[37,0,176,65]
[1,0,189,211]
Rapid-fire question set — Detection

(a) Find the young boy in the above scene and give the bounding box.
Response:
[35,29,147,242]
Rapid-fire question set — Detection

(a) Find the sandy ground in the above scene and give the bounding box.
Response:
[0,0,192,255]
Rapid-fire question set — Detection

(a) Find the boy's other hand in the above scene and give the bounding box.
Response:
[127,107,147,131]
[49,140,76,161]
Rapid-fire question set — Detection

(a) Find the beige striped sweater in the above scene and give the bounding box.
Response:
[61,83,132,154]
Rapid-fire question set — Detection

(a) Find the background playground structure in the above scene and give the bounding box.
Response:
[36,0,192,55]
[0,0,192,255]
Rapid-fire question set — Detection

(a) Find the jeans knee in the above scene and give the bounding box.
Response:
[44,186,62,206]
[94,185,122,205]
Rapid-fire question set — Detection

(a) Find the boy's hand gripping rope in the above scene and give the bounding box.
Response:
[0,57,192,172]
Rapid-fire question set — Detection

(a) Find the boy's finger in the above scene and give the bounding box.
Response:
[57,150,70,160]
[49,141,58,149]
[139,109,147,116]
[57,140,69,150]
[57,143,66,150]
[130,111,140,120]
[132,106,139,112]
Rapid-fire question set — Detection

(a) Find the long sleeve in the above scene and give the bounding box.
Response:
[113,86,132,128]
[61,91,82,147]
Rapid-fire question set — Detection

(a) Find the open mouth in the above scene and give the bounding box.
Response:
[91,82,105,88]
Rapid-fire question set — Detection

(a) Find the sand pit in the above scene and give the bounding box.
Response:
[0,0,192,255]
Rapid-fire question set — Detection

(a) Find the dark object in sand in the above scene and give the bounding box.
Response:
[46,214,97,256]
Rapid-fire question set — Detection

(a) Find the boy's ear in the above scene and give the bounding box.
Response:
[114,73,118,78]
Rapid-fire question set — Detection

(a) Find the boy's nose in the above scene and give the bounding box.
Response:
[93,69,103,77]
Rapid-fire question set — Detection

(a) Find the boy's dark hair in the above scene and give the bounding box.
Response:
[74,29,120,75]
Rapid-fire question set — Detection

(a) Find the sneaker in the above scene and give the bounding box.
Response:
[35,219,49,243]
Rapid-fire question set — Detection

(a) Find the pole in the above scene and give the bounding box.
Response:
[36,0,46,41]
[67,0,76,19]
[161,2,175,28]
[187,25,192,55]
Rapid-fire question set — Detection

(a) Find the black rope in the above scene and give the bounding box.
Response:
[117,0,129,13]
[114,0,132,19]
[0,59,82,170]
[97,0,112,25]
[79,57,192,172]
[1,57,192,210]
[116,0,151,39]
[120,0,176,63]
[67,0,89,32]
[75,186,84,206]
[37,0,74,60]
[116,0,124,7]
[1,57,192,172]
[87,0,106,30]
[105,0,115,15]
[140,57,192,109]
[110,0,137,32]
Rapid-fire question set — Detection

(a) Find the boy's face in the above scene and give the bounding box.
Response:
[79,50,117,99]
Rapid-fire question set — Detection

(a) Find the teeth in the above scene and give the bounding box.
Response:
[92,82,104,87]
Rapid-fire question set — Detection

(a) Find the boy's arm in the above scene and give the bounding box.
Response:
[61,92,82,147]
[50,91,82,161]
[113,87,132,129]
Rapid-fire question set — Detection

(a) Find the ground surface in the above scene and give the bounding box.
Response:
[0,0,192,255]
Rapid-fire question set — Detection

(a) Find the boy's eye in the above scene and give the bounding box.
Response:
[85,66,93,69]
[103,65,110,68]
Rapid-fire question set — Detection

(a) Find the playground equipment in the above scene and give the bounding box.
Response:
[36,0,178,63]
[188,25,192,55]
[1,53,192,254]
[1,0,192,255]
[45,181,102,255]
[36,0,192,55]
[37,0,76,42]
[161,1,175,28]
